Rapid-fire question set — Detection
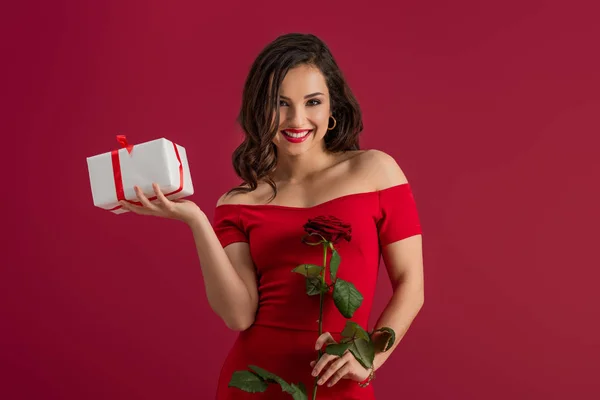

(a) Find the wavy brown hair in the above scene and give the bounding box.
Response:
[227,33,363,201]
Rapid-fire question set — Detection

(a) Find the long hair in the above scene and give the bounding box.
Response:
[228,33,363,201]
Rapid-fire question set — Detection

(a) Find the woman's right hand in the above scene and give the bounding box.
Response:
[119,183,203,225]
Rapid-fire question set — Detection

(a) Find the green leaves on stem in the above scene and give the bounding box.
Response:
[292,264,323,278]
[329,249,340,281]
[323,321,397,370]
[292,248,364,319]
[332,279,363,318]
[292,264,328,296]
[229,371,268,393]
[306,277,324,296]
[372,327,396,352]
[229,366,308,400]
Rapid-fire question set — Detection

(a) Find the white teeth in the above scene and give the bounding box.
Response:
[283,130,311,138]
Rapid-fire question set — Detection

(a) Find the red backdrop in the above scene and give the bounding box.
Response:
[2,1,599,399]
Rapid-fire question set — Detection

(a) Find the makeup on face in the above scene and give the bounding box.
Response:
[280,128,313,143]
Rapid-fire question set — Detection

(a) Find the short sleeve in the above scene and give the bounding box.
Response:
[377,183,422,247]
[212,206,248,248]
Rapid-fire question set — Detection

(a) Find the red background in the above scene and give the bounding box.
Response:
[2,1,599,399]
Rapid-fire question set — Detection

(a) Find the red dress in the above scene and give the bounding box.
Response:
[212,183,422,399]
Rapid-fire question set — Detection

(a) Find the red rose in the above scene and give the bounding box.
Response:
[303,215,352,244]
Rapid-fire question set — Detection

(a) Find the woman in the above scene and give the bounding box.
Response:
[120,33,424,399]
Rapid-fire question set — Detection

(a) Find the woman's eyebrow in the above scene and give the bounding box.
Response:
[280,92,324,100]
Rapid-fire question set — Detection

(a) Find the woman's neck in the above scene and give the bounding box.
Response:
[272,148,340,184]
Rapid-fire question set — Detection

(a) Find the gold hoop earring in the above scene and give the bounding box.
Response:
[327,116,337,130]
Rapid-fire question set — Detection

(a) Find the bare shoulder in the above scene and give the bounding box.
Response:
[356,149,408,190]
[216,185,252,207]
[216,181,272,207]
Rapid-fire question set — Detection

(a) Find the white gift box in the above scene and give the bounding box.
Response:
[86,136,194,214]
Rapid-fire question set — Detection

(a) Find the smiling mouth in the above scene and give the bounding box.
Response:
[281,129,312,138]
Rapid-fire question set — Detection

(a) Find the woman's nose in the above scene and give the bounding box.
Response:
[287,108,307,126]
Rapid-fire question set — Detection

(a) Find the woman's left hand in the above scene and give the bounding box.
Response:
[310,332,371,387]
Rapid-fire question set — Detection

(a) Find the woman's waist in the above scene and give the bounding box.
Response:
[252,303,371,334]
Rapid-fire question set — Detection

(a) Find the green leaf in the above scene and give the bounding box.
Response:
[341,321,370,342]
[306,277,322,296]
[248,366,294,393]
[247,365,280,383]
[292,264,323,278]
[325,342,351,357]
[297,382,307,394]
[329,249,341,281]
[348,338,375,370]
[290,382,308,400]
[373,327,396,352]
[228,370,268,393]
[232,366,306,398]
[332,279,364,318]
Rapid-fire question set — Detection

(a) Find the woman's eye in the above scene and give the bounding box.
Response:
[279,99,321,107]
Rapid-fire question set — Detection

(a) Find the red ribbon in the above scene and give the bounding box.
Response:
[108,135,184,211]
[116,134,134,154]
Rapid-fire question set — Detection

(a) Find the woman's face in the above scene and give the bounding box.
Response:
[271,64,331,156]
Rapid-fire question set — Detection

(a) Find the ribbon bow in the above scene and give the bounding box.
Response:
[116,134,134,154]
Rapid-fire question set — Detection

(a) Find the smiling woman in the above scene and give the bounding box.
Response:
[210,33,424,399]
[119,32,424,400]
[230,33,364,203]
[272,67,330,148]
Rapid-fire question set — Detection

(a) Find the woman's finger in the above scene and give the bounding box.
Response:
[152,183,172,209]
[317,356,348,386]
[134,186,157,210]
[323,361,352,387]
[312,353,337,378]
[315,332,336,351]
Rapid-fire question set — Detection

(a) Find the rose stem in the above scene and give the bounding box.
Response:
[312,242,328,399]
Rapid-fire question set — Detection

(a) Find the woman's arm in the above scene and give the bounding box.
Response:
[120,184,259,331]
[371,234,424,371]
[368,149,425,370]
[188,212,259,331]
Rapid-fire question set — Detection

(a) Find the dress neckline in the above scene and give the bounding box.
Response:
[215,182,409,210]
